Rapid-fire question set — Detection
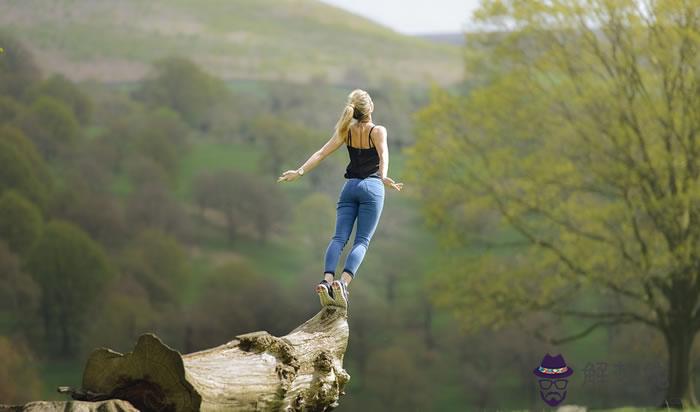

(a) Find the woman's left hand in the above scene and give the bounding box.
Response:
[382,176,404,191]
[277,170,301,183]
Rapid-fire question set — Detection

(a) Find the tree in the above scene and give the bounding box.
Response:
[192,169,288,242]
[186,260,291,351]
[120,229,189,307]
[0,125,52,186]
[131,107,189,181]
[124,157,188,237]
[0,190,42,256]
[61,306,350,412]
[0,31,41,100]
[407,1,700,407]
[253,114,322,176]
[19,96,81,160]
[0,137,49,209]
[0,336,42,404]
[49,167,127,248]
[0,95,25,124]
[81,275,159,356]
[0,242,41,337]
[25,221,113,358]
[24,74,92,124]
[132,56,229,131]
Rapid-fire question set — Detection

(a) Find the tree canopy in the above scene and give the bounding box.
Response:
[407,0,700,407]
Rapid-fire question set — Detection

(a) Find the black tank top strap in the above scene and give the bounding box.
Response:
[347,128,352,146]
[368,125,376,148]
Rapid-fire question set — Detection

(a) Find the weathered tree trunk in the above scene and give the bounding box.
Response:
[8,306,349,412]
[0,400,139,412]
[663,323,698,408]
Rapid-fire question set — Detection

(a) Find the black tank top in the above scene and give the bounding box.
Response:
[344,124,381,179]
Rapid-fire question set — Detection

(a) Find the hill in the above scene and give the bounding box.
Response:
[418,32,466,46]
[0,0,462,86]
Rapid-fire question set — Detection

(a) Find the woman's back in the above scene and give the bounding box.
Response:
[344,123,380,179]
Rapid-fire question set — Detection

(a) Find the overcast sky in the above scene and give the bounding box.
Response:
[320,0,482,35]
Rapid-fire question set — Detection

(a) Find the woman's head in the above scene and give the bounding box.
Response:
[335,89,374,144]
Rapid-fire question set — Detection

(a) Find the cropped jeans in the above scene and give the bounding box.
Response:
[323,177,385,278]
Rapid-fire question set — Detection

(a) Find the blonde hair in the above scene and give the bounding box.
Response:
[334,89,374,144]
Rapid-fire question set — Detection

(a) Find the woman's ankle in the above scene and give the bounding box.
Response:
[341,272,353,286]
[324,273,334,283]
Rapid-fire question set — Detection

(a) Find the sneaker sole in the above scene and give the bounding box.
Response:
[331,280,348,309]
[316,284,334,306]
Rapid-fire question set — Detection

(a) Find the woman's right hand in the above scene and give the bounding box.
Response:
[382,177,404,191]
[277,170,301,183]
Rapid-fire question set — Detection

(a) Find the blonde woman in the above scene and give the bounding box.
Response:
[277,89,403,308]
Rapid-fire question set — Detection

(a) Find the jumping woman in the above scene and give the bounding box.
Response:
[277,89,403,308]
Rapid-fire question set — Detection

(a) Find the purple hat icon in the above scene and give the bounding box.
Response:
[533,353,574,378]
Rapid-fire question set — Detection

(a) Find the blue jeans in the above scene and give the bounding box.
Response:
[323,177,385,278]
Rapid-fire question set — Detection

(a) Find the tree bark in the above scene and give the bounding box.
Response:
[0,400,139,412]
[663,324,698,408]
[14,305,349,412]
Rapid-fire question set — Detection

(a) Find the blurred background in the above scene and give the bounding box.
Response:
[0,0,698,410]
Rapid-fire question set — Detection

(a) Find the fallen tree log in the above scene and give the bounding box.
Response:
[8,305,350,412]
[0,400,139,412]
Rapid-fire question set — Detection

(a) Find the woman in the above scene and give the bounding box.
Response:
[277,89,403,308]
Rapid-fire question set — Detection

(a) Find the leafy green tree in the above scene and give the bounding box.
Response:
[19,95,81,160]
[0,31,41,100]
[0,125,51,185]
[50,183,126,248]
[192,169,288,242]
[24,73,92,124]
[25,220,113,357]
[253,115,320,175]
[82,275,159,355]
[0,336,42,403]
[0,96,25,125]
[132,56,229,131]
[252,114,335,189]
[407,1,700,406]
[0,190,42,256]
[132,107,189,181]
[125,157,188,237]
[186,260,289,351]
[120,229,189,306]
[0,242,41,337]
[0,138,49,209]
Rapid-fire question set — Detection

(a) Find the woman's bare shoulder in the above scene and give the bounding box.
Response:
[372,125,387,137]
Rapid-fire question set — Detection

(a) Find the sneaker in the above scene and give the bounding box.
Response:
[331,280,349,309]
[316,279,335,306]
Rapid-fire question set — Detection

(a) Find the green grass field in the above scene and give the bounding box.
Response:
[0,0,462,85]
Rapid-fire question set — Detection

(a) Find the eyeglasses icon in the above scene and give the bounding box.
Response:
[539,379,568,390]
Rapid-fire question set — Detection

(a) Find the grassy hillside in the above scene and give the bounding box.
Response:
[0,0,462,85]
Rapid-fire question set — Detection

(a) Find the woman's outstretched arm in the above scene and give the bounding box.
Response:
[371,126,403,191]
[277,132,344,182]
